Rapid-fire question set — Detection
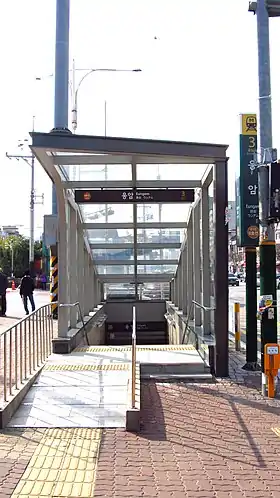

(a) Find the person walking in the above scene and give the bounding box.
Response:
[0,267,8,317]
[41,273,47,291]
[20,270,35,315]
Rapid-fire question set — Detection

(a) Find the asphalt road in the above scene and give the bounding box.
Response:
[229,282,280,323]
[228,282,280,356]
[229,281,280,306]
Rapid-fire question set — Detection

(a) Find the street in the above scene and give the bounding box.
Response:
[0,290,50,334]
[229,281,280,324]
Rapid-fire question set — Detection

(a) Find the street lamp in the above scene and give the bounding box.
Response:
[71,60,142,133]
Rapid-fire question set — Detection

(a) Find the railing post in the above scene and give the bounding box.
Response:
[131,306,136,409]
[234,302,241,351]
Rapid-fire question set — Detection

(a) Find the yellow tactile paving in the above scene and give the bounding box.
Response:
[44,363,130,371]
[74,344,196,353]
[11,428,102,498]
[272,427,280,438]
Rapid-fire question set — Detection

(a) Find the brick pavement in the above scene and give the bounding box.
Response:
[94,351,280,498]
[0,429,44,497]
[2,349,280,497]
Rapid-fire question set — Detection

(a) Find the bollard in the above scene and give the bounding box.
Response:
[264,344,280,398]
[234,302,241,351]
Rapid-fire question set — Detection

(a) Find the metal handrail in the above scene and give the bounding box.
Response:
[131,306,137,409]
[182,300,215,344]
[59,302,89,345]
[192,300,216,312]
[0,303,55,404]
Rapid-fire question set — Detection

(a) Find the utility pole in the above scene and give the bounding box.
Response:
[6,134,44,274]
[49,0,70,320]
[249,0,279,394]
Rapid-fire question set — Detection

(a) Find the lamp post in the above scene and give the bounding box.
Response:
[71,59,141,133]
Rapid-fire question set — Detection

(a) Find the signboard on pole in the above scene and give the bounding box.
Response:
[75,189,195,204]
[44,215,58,247]
[236,113,259,246]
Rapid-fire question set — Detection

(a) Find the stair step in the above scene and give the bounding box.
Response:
[141,373,214,382]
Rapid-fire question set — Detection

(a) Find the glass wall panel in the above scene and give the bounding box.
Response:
[81,204,133,223]
[73,164,132,182]
[137,265,177,274]
[137,204,189,223]
[87,229,133,244]
[139,282,170,300]
[137,228,184,243]
[137,248,180,260]
[104,283,135,298]
[136,164,207,181]
[92,248,134,261]
[96,265,134,275]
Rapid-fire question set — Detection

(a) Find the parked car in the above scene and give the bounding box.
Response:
[228,273,240,286]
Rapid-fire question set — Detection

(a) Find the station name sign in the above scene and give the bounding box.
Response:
[75,189,195,204]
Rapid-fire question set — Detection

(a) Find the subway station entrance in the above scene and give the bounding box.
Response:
[31,131,229,377]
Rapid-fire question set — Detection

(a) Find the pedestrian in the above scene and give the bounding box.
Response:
[41,273,47,291]
[20,269,35,315]
[0,267,8,317]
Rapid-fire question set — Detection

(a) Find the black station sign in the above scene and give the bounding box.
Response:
[75,189,195,204]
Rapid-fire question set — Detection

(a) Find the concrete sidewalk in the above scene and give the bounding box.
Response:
[1,346,280,497]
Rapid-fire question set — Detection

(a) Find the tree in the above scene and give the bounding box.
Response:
[0,235,42,277]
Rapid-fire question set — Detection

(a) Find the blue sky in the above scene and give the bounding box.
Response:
[1,0,280,238]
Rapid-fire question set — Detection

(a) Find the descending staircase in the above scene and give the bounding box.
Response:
[106,321,168,346]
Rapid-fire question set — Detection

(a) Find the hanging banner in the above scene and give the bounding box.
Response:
[236,113,259,247]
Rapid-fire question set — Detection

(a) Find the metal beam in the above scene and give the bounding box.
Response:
[31,131,228,161]
[52,154,214,166]
[201,164,213,188]
[83,222,187,230]
[99,273,174,283]
[94,259,178,266]
[90,242,181,250]
[249,1,280,16]
[63,179,201,189]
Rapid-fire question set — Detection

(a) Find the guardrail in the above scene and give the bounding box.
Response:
[131,306,137,409]
[182,300,215,344]
[0,303,55,404]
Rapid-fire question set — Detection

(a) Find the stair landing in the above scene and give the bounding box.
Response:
[7,345,208,429]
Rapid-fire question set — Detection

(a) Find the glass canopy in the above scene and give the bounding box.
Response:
[47,147,212,299]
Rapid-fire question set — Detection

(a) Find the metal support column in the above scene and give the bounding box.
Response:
[182,247,188,315]
[178,255,183,311]
[170,279,174,303]
[174,275,178,307]
[214,160,228,377]
[201,185,211,334]
[132,162,138,299]
[53,0,70,213]
[94,275,99,307]
[187,218,194,320]
[77,223,85,318]
[51,0,70,326]
[69,205,78,328]
[256,0,277,391]
[193,201,202,326]
[83,248,89,315]
[89,264,94,310]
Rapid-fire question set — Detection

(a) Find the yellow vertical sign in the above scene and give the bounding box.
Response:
[240,113,257,135]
